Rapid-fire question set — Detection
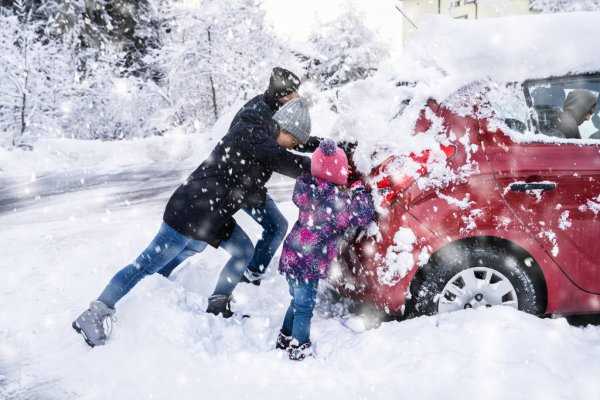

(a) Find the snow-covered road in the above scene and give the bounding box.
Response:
[2,165,600,400]
[0,165,295,216]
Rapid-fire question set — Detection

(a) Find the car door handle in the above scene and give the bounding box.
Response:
[509,182,557,192]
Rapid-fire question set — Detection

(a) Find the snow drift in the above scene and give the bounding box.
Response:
[2,10,600,400]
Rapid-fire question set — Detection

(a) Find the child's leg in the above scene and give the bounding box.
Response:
[280,281,296,336]
[287,277,319,344]
[97,223,193,308]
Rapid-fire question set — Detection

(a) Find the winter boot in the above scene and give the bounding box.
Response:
[72,300,115,347]
[206,294,234,318]
[288,341,313,361]
[275,330,292,351]
[240,269,262,286]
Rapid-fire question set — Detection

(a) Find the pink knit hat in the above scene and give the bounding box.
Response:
[311,139,349,186]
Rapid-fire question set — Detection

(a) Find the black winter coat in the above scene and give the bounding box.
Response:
[163,94,315,248]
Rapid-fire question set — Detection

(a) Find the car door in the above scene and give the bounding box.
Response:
[488,137,600,294]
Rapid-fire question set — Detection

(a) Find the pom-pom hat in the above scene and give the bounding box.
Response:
[311,139,349,186]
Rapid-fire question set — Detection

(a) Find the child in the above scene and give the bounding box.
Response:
[276,139,375,361]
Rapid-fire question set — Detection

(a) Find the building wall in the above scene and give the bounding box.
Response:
[400,0,534,44]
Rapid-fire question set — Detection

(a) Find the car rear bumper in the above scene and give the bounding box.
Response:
[334,210,442,315]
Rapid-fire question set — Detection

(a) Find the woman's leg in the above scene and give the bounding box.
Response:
[155,250,196,278]
[210,224,255,297]
[157,238,208,278]
[97,223,191,308]
[243,195,288,275]
[288,277,319,345]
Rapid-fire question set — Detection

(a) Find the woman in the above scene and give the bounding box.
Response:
[73,94,314,347]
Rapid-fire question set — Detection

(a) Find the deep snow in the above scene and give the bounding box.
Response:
[1,158,600,400]
[3,10,600,400]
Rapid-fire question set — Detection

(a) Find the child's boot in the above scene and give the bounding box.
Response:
[72,300,115,347]
[275,330,292,350]
[288,341,313,361]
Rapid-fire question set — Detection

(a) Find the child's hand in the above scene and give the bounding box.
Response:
[350,180,370,192]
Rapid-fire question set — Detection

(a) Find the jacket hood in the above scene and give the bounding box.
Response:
[563,89,598,125]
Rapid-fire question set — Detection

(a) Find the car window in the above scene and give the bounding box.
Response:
[525,75,600,140]
[442,81,529,132]
[486,82,529,132]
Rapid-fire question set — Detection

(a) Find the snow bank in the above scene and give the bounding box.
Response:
[0,102,244,181]
[0,135,195,178]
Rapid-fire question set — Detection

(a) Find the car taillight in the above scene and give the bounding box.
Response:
[376,175,393,189]
[372,143,456,208]
[440,144,456,158]
[373,166,415,207]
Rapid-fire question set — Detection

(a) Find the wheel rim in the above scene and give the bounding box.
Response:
[437,267,519,314]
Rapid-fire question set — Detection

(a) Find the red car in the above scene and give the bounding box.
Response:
[338,72,600,318]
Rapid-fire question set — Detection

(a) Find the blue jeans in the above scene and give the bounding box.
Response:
[97,223,254,308]
[158,195,287,278]
[243,195,288,275]
[281,277,319,345]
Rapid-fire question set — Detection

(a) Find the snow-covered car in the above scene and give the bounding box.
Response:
[336,71,600,319]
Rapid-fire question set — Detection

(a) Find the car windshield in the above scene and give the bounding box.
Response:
[525,74,600,139]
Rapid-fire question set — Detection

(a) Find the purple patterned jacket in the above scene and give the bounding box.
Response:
[279,174,375,281]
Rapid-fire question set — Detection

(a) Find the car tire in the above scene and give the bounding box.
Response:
[406,243,546,318]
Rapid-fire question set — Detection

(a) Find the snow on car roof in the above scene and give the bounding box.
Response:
[398,12,600,98]
[327,12,600,177]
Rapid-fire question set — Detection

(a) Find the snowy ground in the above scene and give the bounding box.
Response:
[2,150,600,400]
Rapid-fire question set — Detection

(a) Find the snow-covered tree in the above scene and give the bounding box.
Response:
[60,46,167,140]
[152,0,291,132]
[304,6,388,89]
[0,0,293,147]
[0,1,80,148]
[0,1,167,146]
[530,0,600,12]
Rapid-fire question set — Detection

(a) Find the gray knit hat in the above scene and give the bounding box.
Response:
[273,98,311,144]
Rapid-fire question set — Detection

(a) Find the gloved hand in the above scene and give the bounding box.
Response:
[350,180,365,190]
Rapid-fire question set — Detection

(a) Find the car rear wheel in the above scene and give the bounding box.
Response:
[406,243,546,318]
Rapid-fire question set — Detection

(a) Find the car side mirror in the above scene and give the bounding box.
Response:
[504,118,527,133]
